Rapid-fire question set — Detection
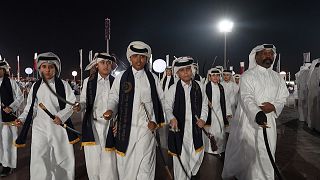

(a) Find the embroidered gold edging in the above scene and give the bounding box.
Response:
[69,138,80,144]
[115,150,125,157]
[81,142,96,146]
[158,122,167,128]
[2,121,16,126]
[195,146,204,153]
[13,141,26,148]
[168,150,177,157]
[105,147,115,152]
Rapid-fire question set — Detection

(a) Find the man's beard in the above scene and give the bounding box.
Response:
[262,58,273,67]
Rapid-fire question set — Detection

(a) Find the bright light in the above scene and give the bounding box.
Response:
[72,71,78,77]
[280,71,286,75]
[153,59,166,73]
[218,20,234,33]
[25,67,33,75]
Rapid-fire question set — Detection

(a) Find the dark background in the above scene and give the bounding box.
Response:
[1,0,319,79]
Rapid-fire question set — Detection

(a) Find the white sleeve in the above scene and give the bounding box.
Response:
[79,78,88,112]
[272,77,290,117]
[9,80,24,112]
[55,81,77,123]
[106,73,122,116]
[225,92,233,116]
[200,83,208,121]
[164,84,176,123]
[18,83,38,123]
[240,75,261,123]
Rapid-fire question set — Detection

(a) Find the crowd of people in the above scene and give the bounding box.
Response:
[0,42,289,180]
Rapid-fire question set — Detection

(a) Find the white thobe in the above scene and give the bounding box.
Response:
[296,69,310,122]
[0,78,23,168]
[107,67,164,180]
[204,82,232,154]
[307,59,320,129]
[164,80,208,180]
[160,75,173,93]
[222,65,289,180]
[19,79,76,180]
[221,80,239,115]
[80,74,118,180]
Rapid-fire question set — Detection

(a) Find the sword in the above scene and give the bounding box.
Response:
[1,103,18,126]
[39,103,82,136]
[141,102,173,180]
[263,127,283,180]
[41,73,79,107]
[195,115,218,151]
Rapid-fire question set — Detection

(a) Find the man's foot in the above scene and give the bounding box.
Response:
[0,167,13,177]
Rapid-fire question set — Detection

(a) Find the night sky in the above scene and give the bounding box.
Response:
[1,0,319,79]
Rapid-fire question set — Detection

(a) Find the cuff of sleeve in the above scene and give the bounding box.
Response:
[55,113,67,123]
[9,104,18,112]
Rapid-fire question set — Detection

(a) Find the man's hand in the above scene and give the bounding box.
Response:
[148,121,158,131]
[3,106,13,114]
[208,101,213,109]
[169,118,178,130]
[103,110,113,120]
[259,102,275,114]
[72,104,81,112]
[196,119,206,128]
[53,116,62,125]
[15,119,23,127]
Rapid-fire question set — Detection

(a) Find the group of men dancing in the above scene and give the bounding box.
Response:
[0,41,289,180]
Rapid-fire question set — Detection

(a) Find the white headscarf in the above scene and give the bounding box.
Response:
[85,52,117,71]
[126,41,151,63]
[248,44,277,69]
[37,52,61,77]
[0,57,10,73]
[172,56,194,79]
[206,67,222,83]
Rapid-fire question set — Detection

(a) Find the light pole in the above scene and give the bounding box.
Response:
[72,71,78,82]
[218,19,234,69]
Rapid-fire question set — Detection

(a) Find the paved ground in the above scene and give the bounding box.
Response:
[1,105,320,180]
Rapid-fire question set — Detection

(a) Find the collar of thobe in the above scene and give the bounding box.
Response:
[97,73,109,82]
[0,77,3,82]
[41,77,55,84]
[132,67,145,79]
[181,80,192,88]
[256,64,270,73]
[211,81,219,86]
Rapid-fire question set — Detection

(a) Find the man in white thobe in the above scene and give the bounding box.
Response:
[306,59,320,129]
[165,56,208,180]
[0,58,23,177]
[160,66,174,93]
[222,44,289,180]
[221,69,239,115]
[74,52,118,180]
[104,41,165,180]
[204,68,232,155]
[296,63,311,122]
[15,52,77,180]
